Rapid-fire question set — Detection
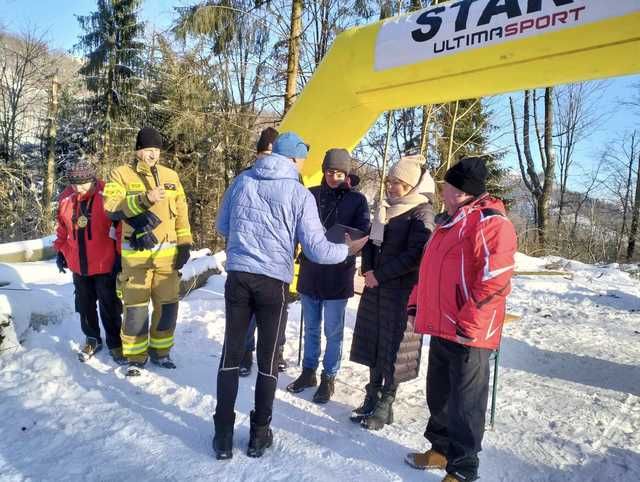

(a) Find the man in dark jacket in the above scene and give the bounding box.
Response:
[287,149,370,403]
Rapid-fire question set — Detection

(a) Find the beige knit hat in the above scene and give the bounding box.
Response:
[387,154,426,188]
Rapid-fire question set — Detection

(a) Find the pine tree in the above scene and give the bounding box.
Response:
[433,99,509,201]
[75,0,146,164]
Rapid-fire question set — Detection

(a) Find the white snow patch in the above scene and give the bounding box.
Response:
[0,252,638,480]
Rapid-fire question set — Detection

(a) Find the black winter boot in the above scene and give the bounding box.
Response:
[286,368,317,393]
[312,373,335,404]
[247,411,273,458]
[350,382,381,422]
[239,350,253,377]
[361,388,396,430]
[276,346,288,372]
[212,415,235,460]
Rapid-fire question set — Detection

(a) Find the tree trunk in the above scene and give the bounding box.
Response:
[42,71,60,233]
[617,138,634,257]
[626,148,640,260]
[538,87,555,249]
[284,0,303,115]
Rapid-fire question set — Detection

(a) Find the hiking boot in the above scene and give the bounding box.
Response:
[247,411,273,458]
[361,389,395,430]
[350,382,381,423]
[110,347,128,366]
[150,356,176,369]
[212,416,235,460]
[276,346,288,372]
[404,449,448,470]
[125,362,146,377]
[312,373,335,404]
[77,337,102,362]
[239,350,253,377]
[286,368,317,393]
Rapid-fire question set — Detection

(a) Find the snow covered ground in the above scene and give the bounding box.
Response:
[1,253,639,481]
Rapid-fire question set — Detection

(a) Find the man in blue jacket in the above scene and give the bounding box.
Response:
[288,148,370,404]
[213,132,368,460]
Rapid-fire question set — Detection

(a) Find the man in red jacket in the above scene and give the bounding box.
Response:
[404,157,517,482]
[54,161,124,364]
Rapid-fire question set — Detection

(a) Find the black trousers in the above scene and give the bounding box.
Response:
[73,273,123,350]
[215,271,288,427]
[424,336,491,481]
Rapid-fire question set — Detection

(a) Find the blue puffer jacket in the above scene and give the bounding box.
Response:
[216,153,349,284]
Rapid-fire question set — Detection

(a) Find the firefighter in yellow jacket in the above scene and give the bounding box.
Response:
[104,127,192,376]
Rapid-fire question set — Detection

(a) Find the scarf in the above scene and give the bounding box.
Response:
[369,169,434,246]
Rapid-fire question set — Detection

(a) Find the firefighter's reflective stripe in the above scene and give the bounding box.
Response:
[176,228,191,238]
[126,194,144,215]
[122,242,177,259]
[122,339,149,356]
[104,182,126,197]
[149,336,174,350]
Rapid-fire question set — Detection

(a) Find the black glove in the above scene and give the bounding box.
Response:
[175,244,191,270]
[127,211,161,230]
[56,252,67,273]
[130,227,158,251]
[111,254,122,276]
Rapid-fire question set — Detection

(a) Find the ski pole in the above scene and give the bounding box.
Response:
[297,305,304,366]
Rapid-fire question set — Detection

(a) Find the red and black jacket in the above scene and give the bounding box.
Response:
[54,180,120,276]
[408,195,517,350]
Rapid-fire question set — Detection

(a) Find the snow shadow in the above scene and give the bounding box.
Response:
[500,337,640,396]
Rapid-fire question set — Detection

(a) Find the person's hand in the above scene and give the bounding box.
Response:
[175,244,191,270]
[56,252,67,273]
[407,315,415,332]
[456,334,476,344]
[111,254,122,276]
[363,270,379,288]
[146,186,166,204]
[346,234,368,256]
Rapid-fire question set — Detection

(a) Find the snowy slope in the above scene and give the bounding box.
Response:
[1,254,639,481]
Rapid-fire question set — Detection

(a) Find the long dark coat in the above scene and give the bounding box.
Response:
[350,202,434,385]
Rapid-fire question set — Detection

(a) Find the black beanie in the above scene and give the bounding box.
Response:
[66,160,96,184]
[256,127,279,153]
[322,148,352,175]
[136,126,163,150]
[444,156,488,197]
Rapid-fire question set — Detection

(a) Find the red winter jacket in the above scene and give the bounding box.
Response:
[408,195,517,350]
[54,180,120,276]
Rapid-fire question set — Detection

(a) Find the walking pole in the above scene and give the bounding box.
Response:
[297,305,304,366]
[490,348,500,430]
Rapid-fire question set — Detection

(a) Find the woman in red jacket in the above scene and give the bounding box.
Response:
[54,161,124,363]
[404,157,517,482]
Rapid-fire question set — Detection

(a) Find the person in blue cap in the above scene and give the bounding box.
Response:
[212,131,369,460]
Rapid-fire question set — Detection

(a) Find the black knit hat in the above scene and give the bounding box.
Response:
[444,156,488,197]
[256,127,279,153]
[135,126,163,150]
[322,148,352,175]
[66,160,96,185]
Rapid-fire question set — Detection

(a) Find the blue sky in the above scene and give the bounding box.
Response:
[2,0,638,189]
[0,0,178,52]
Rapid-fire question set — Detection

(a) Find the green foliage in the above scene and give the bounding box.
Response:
[74,0,146,160]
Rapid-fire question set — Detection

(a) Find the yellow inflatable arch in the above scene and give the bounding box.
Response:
[279,0,640,186]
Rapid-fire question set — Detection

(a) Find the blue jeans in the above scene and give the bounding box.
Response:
[301,294,348,377]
